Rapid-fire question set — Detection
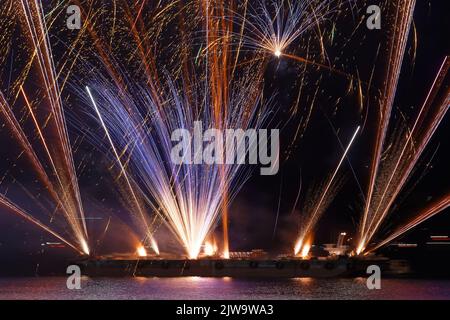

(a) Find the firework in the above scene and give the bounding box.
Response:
[86,86,159,255]
[357,0,449,254]
[136,245,148,257]
[357,0,416,254]
[83,69,268,259]
[0,0,446,261]
[294,126,360,255]
[357,59,449,254]
[0,1,89,254]
[229,0,339,57]
[369,193,450,253]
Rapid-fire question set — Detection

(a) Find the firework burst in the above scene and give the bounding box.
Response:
[83,62,269,258]
[356,0,449,254]
[0,0,89,254]
[227,0,343,57]
[294,126,360,255]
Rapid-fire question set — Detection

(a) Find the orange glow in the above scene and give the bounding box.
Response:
[294,238,303,256]
[294,237,312,258]
[356,238,366,255]
[204,242,215,256]
[300,242,311,258]
[137,245,147,257]
[150,237,160,255]
[81,239,90,255]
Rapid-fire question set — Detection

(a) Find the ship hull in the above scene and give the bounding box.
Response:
[74,258,376,278]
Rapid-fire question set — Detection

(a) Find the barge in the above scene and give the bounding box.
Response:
[74,256,394,278]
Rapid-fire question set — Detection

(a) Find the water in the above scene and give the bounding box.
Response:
[1,277,450,300]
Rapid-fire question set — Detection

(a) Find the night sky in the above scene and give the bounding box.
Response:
[0,0,448,275]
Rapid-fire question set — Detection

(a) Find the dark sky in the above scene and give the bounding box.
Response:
[0,0,448,274]
[230,0,449,250]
